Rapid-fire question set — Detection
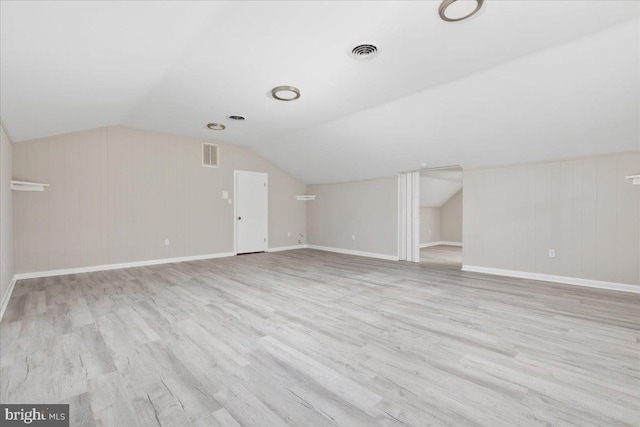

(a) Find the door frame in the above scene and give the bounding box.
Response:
[234,170,269,255]
[398,171,420,262]
[401,165,464,264]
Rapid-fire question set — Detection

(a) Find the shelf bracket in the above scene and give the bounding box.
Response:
[11,180,50,192]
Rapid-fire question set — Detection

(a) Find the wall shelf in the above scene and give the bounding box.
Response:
[296,195,316,201]
[11,180,50,192]
[626,174,640,186]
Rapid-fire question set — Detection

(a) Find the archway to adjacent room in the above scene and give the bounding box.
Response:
[418,166,463,269]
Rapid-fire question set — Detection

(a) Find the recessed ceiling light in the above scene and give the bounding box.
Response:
[227,115,246,121]
[206,123,225,130]
[349,43,379,60]
[439,0,484,22]
[271,86,301,101]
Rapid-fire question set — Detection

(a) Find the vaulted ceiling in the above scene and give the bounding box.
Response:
[2,1,639,184]
[420,174,463,208]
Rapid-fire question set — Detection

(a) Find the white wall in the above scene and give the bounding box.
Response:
[0,124,14,308]
[420,176,462,208]
[419,190,462,246]
[12,126,307,274]
[307,177,398,257]
[464,152,640,287]
[419,208,440,244]
[440,189,462,243]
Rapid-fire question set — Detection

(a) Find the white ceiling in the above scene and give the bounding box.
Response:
[420,175,463,208]
[420,169,463,184]
[2,1,639,184]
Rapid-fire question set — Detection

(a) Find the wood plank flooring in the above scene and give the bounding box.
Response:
[1,249,639,426]
[420,245,463,268]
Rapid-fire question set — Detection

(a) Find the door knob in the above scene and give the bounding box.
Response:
[238,216,242,220]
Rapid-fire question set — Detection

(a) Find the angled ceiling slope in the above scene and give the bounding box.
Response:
[420,177,462,208]
[2,1,639,184]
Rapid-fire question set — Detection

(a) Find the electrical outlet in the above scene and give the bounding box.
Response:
[287,231,291,237]
[165,239,170,246]
[548,249,556,258]
[351,235,356,240]
[222,191,229,200]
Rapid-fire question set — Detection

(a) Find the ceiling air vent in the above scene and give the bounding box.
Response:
[349,43,379,60]
[202,143,219,168]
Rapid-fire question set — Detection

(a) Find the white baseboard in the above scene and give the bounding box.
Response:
[307,245,399,261]
[268,244,308,252]
[420,242,437,248]
[0,276,17,322]
[13,252,236,281]
[462,265,640,294]
[420,241,462,248]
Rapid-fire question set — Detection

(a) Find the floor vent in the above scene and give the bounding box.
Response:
[202,143,219,168]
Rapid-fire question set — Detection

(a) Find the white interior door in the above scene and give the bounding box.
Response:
[235,171,268,254]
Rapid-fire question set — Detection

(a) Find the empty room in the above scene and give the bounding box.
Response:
[1,1,639,426]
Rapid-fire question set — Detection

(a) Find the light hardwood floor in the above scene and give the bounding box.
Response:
[1,249,639,426]
[420,245,463,268]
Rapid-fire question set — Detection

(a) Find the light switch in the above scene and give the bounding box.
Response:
[222,191,229,199]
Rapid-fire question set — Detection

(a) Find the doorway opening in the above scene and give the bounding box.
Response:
[418,166,463,269]
[234,170,268,255]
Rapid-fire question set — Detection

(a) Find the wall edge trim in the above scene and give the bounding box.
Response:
[13,252,237,281]
[307,245,399,261]
[268,245,308,252]
[0,276,17,322]
[462,265,640,294]
[420,241,463,248]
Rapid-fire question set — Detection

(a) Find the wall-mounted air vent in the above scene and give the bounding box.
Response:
[202,143,219,168]
[349,43,379,60]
